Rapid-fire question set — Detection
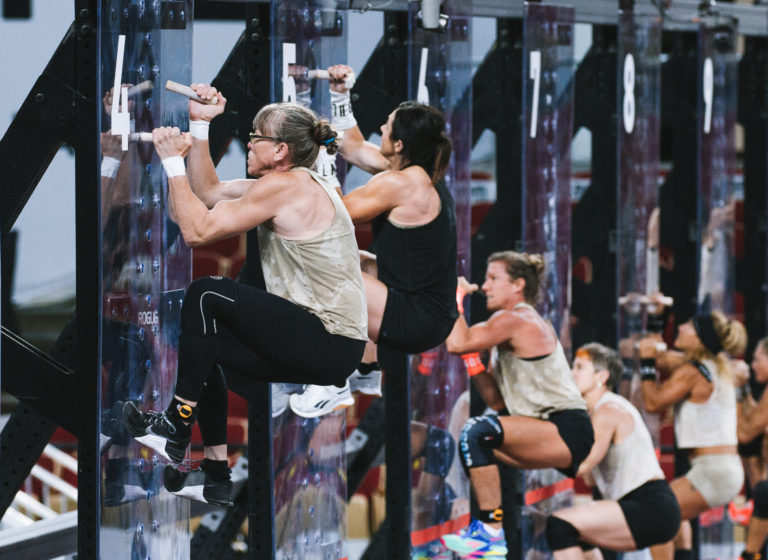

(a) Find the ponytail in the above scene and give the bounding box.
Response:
[431,135,452,184]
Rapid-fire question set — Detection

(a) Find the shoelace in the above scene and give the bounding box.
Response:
[302,384,330,400]
[144,410,177,435]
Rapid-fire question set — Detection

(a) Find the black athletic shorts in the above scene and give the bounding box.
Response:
[547,409,594,478]
[378,287,455,354]
[739,434,763,458]
[619,479,681,548]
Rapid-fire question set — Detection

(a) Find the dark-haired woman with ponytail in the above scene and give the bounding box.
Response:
[289,64,459,417]
[638,310,747,560]
[121,85,368,506]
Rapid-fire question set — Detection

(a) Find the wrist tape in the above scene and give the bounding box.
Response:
[330,90,357,130]
[189,120,209,141]
[462,353,485,376]
[314,147,340,188]
[101,156,121,179]
[162,156,186,178]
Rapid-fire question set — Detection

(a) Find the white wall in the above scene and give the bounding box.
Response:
[1,3,76,305]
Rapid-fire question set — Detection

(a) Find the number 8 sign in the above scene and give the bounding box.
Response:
[623,53,635,135]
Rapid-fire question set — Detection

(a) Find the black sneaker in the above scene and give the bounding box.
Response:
[122,401,190,463]
[163,464,233,508]
[103,457,154,507]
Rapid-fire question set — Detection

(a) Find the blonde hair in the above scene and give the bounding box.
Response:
[685,311,747,381]
[487,251,546,304]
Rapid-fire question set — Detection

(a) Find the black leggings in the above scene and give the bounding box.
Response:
[175,276,365,403]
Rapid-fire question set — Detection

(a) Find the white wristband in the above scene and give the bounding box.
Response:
[296,89,312,109]
[189,120,210,140]
[162,156,186,178]
[101,156,121,179]
[314,147,340,189]
[330,90,357,131]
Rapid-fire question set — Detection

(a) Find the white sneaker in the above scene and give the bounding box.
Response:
[271,383,291,418]
[348,368,382,397]
[289,382,355,418]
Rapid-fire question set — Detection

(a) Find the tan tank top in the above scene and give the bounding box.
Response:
[257,167,368,341]
[674,358,737,448]
[592,392,664,500]
[491,303,586,418]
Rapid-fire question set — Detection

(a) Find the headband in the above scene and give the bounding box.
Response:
[692,313,723,355]
[575,348,591,360]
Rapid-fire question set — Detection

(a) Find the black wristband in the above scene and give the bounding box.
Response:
[647,313,665,334]
[737,384,752,403]
[640,358,656,381]
[625,313,642,334]
[621,357,634,380]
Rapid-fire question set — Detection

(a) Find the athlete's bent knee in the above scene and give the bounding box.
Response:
[545,516,581,551]
[181,276,236,333]
[459,415,504,471]
[754,480,768,518]
[423,426,455,477]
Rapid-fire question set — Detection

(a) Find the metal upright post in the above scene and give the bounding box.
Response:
[571,25,618,350]
[738,36,768,352]
[73,1,101,557]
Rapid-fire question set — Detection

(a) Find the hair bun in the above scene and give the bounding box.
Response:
[526,253,547,278]
[713,312,747,357]
[312,120,339,155]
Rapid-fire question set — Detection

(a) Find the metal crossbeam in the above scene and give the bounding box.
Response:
[204,1,768,36]
[348,0,767,36]
[0,511,77,559]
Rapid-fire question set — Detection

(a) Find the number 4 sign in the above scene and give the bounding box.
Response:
[111,35,131,150]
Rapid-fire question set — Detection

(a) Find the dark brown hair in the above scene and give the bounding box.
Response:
[390,101,451,184]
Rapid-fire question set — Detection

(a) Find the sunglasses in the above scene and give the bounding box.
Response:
[249,132,282,143]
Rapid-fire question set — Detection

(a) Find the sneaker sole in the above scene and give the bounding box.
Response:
[166,481,233,508]
[350,387,383,397]
[104,483,150,507]
[134,434,175,462]
[289,395,355,418]
[440,536,507,557]
[169,484,233,508]
[164,466,233,508]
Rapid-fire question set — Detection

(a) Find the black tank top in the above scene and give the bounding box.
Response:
[371,177,459,321]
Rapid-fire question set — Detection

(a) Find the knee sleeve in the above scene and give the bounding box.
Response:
[674,549,694,560]
[545,516,580,551]
[423,426,455,477]
[181,276,237,336]
[197,366,229,447]
[753,480,768,518]
[459,415,504,471]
